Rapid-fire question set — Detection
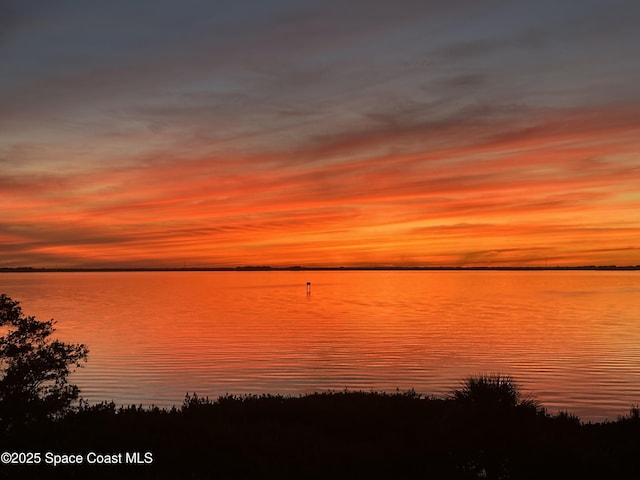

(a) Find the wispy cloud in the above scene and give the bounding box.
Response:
[1,0,639,267]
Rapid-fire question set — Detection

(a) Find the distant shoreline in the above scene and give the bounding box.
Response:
[2,265,639,272]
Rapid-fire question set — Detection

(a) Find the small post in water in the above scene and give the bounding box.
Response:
[306,281,311,295]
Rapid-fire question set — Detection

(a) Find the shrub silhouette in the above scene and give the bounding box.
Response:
[0,293,88,431]
[450,374,538,410]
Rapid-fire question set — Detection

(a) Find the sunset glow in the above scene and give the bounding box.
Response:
[2,1,639,268]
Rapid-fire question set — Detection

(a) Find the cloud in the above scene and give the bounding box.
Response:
[2,1,640,267]
[3,98,639,267]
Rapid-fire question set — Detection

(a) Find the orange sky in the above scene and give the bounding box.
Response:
[2,1,640,267]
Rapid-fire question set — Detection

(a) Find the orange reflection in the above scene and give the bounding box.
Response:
[10,270,637,422]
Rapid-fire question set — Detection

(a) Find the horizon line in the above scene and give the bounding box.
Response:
[2,265,639,273]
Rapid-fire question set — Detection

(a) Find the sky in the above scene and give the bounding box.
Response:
[1,0,640,268]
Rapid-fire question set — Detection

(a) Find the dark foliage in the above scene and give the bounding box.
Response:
[1,385,640,479]
[451,374,540,410]
[0,294,88,431]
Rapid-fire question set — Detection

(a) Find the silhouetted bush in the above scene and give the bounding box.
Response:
[2,386,640,479]
[0,294,88,432]
[450,374,539,410]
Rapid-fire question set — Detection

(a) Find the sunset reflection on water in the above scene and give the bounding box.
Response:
[2,270,640,421]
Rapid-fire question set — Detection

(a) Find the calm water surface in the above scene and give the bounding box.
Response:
[2,271,640,421]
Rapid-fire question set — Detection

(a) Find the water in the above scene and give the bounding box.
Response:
[1,270,639,422]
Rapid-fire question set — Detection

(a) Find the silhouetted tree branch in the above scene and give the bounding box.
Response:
[0,294,88,431]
